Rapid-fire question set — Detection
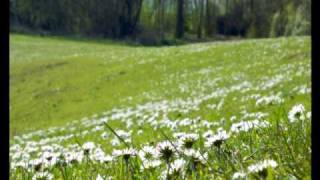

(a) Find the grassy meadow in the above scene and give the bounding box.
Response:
[10,34,311,179]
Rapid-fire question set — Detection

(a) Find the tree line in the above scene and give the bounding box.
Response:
[10,0,310,44]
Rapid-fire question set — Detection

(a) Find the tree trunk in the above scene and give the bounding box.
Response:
[128,0,143,35]
[157,0,165,39]
[197,0,204,39]
[176,0,184,38]
[205,0,211,36]
[226,0,229,14]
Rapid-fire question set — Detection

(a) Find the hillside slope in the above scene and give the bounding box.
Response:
[10,34,311,179]
[10,35,310,135]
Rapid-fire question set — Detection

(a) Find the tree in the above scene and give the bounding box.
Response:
[197,0,204,38]
[176,0,185,38]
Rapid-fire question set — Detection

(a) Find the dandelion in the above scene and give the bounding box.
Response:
[288,104,306,122]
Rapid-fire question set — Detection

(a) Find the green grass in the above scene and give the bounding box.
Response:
[10,34,311,179]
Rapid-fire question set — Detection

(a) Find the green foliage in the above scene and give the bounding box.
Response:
[284,4,311,36]
[270,1,310,37]
[11,0,143,38]
[10,0,311,40]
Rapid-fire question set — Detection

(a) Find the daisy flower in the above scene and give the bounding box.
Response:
[32,171,53,180]
[138,146,159,162]
[82,142,95,154]
[183,149,207,165]
[140,160,162,171]
[168,159,186,176]
[205,130,229,148]
[65,151,84,165]
[156,141,176,162]
[288,104,306,122]
[232,172,247,179]
[179,133,199,149]
[112,148,137,161]
[248,159,278,177]
[230,120,269,133]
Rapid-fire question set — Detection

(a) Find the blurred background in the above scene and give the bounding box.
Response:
[9,0,311,45]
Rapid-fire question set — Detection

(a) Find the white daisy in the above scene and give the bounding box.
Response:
[32,171,53,180]
[112,148,137,160]
[288,104,306,122]
[232,172,246,179]
[179,133,199,149]
[168,159,186,176]
[205,130,229,147]
[138,146,159,162]
[230,120,269,133]
[183,149,207,165]
[248,159,278,176]
[156,141,176,161]
[141,160,162,170]
[82,142,95,154]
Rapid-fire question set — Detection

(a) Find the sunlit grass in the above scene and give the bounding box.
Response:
[10,34,311,179]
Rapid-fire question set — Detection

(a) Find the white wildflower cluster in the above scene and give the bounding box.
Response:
[232,159,278,179]
[9,38,311,179]
[291,85,311,95]
[32,171,54,180]
[112,148,137,160]
[288,104,306,122]
[182,149,207,165]
[65,150,84,164]
[230,120,270,133]
[168,159,186,176]
[205,130,230,148]
[90,148,113,163]
[156,141,177,161]
[177,133,199,149]
[255,95,284,106]
[247,159,278,174]
[139,146,161,170]
[232,171,247,179]
[82,142,95,154]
